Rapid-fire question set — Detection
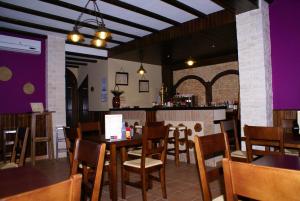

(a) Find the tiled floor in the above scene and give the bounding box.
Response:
[34,158,224,201]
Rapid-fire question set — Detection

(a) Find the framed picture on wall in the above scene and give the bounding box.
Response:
[139,80,149,93]
[115,72,128,86]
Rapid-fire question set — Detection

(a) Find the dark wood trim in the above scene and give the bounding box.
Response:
[66,51,107,60]
[161,0,206,18]
[211,0,258,14]
[66,65,80,68]
[109,10,235,56]
[66,61,88,66]
[101,0,179,26]
[66,57,97,63]
[65,41,108,51]
[0,16,122,45]
[39,0,158,33]
[211,69,239,85]
[0,1,139,40]
[171,53,238,70]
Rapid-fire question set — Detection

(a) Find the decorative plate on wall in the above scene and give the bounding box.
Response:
[23,82,35,95]
[0,66,13,81]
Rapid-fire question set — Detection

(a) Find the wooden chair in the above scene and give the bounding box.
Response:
[127,121,165,157]
[121,125,169,201]
[281,119,294,134]
[71,139,106,201]
[223,158,300,201]
[194,133,229,201]
[220,120,248,162]
[167,123,190,167]
[1,129,17,163]
[3,174,82,201]
[244,125,284,162]
[78,121,101,138]
[0,127,30,169]
[63,127,80,168]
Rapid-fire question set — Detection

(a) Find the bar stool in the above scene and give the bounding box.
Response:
[31,112,54,165]
[167,123,190,167]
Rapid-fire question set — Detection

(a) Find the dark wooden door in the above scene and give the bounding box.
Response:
[78,76,89,122]
[65,69,78,127]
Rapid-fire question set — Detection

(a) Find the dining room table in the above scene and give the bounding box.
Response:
[0,166,51,198]
[252,154,300,170]
[84,134,142,201]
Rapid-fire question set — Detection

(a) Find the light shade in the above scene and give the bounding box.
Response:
[91,37,106,48]
[67,30,84,43]
[95,26,111,40]
[137,64,146,75]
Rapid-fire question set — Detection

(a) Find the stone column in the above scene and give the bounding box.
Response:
[236,0,273,136]
[46,35,66,158]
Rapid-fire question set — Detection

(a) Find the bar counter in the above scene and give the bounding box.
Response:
[110,106,226,164]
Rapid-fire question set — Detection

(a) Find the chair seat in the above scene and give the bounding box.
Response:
[79,160,110,169]
[213,195,224,201]
[0,162,18,170]
[128,149,142,156]
[123,158,162,168]
[231,150,247,158]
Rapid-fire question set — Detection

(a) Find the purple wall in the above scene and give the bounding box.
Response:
[270,0,300,109]
[0,31,46,113]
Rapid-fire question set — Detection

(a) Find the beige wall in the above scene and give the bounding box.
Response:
[77,58,162,110]
[108,58,162,108]
[173,61,239,105]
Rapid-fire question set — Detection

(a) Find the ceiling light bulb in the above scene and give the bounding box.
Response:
[95,26,111,40]
[139,70,145,75]
[71,34,81,42]
[187,60,194,66]
[67,30,84,43]
[91,38,106,48]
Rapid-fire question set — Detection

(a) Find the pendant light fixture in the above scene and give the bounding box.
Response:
[67,0,111,48]
[137,49,147,75]
[185,56,196,66]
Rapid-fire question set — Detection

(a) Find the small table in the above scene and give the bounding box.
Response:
[252,154,300,170]
[85,135,142,201]
[0,166,50,198]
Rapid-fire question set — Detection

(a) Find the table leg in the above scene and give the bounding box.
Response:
[110,143,118,201]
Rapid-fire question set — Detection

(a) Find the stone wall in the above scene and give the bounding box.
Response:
[173,61,239,105]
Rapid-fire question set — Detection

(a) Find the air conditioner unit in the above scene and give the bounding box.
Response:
[0,34,41,55]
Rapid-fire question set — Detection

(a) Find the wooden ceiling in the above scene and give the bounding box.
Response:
[0,0,269,67]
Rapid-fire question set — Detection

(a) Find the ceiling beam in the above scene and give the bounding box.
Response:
[109,10,235,57]
[66,57,98,63]
[66,51,107,60]
[211,0,258,14]
[0,16,122,46]
[101,0,180,26]
[66,65,80,68]
[161,0,206,18]
[0,1,139,40]
[39,0,158,33]
[66,61,88,66]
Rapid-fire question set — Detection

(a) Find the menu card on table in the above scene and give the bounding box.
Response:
[105,114,123,140]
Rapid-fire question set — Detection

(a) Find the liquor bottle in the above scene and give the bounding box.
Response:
[292,120,299,135]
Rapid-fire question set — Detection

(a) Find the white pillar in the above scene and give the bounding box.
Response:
[46,35,66,158]
[237,0,273,134]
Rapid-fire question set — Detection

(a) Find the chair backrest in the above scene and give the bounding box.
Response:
[223,158,300,201]
[244,125,284,162]
[141,125,169,165]
[220,119,240,151]
[78,122,101,137]
[281,119,294,134]
[71,139,106,201]
[11,127,30,166]
[63,127,80,166]
[194,133,228,201]
[3,174,82,201]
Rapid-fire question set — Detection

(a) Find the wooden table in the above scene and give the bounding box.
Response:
[85,135,142,201]
[252,154,300,170]
[0,166,50,198]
